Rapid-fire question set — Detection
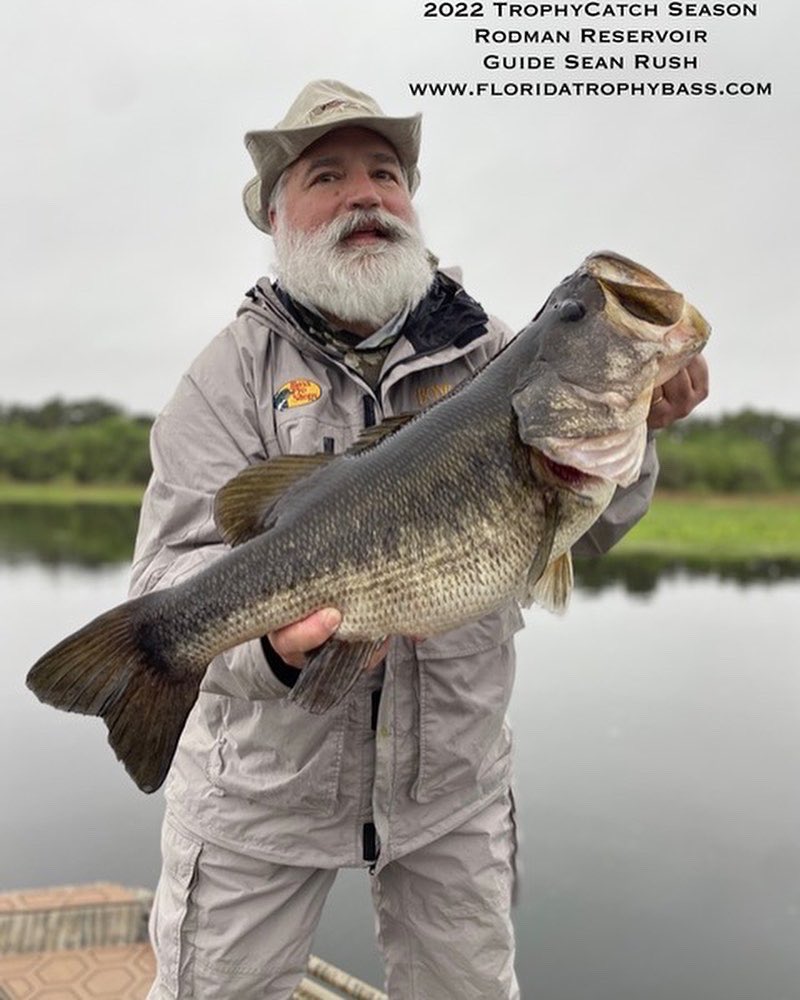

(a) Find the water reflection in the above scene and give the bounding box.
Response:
[4,563,799,999]
[0,503,140,566]
[2,503,798,592]
[4,497,800,998]
[574,553,800,593]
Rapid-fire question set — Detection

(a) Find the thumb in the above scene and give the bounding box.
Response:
[269,607,342,666]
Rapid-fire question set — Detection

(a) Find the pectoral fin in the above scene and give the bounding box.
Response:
[530,552,574,613]
[519,489,560,607]
[214,455,333,546]
[288,637,388,714]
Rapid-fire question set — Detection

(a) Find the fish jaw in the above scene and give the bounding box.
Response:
[655,301,711,386]
[513,251,710,488]
[585,251,711,384]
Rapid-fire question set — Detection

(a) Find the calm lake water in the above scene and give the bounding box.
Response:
[2,540,799,998]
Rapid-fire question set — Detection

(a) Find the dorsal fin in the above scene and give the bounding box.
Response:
[214,455,333,546]
[347,413,416,454]
[214,414,416,546]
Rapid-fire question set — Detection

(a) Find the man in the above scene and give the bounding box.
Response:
[134,81,708,999]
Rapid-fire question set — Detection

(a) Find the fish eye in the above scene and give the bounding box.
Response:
[557,300,586,322]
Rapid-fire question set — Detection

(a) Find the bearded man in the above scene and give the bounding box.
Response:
[134,81,708,1000]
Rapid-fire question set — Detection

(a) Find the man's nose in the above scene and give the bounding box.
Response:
[344,173,382,211]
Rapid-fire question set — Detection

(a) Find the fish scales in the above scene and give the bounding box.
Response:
[26,251,710,792]
[172,362,545,651]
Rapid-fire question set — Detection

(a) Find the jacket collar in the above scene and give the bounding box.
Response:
[243,271,490,359]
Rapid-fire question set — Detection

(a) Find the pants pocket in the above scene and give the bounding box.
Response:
[150,819,202,998]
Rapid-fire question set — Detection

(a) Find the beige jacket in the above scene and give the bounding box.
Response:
[130,276,657,872]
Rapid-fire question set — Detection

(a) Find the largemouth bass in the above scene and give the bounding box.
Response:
[27,252,709,793]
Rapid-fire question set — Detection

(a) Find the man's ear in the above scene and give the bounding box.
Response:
[268,207,278,233]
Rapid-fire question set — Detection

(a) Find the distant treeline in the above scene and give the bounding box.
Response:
[1,399,799,493]
[656,410,800,492]
[0,399,152,484]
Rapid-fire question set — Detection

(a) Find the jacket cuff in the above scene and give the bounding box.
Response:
[260,636,300,689]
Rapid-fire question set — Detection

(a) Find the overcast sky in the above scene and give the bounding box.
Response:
[1,0,796,417]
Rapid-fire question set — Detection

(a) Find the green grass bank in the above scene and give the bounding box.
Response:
[615,493,800,561]
[0,482,797,562]
[0,482,145,506]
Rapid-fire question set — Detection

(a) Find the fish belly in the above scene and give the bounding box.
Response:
[330,492,549,640]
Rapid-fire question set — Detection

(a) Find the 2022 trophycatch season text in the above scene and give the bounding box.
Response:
[423,2,757,16]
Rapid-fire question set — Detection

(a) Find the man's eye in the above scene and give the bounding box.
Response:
[311,173,338,185]
[374,170,399,182]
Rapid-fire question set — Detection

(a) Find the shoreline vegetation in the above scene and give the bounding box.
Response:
[0,482,797,562]
[1,399,799,563]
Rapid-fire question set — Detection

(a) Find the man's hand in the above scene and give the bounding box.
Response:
[268,608,342,668]
[268,608,388,670]
[647,354,709,430]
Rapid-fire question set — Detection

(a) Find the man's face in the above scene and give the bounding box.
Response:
[269,126,415,238]
[268,126,433,334]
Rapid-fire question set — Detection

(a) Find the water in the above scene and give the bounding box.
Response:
[2,559,799,998]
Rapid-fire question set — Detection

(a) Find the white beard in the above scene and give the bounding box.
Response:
[272,208,434,331]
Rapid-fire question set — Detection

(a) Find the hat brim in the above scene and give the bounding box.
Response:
[242,113,422,234]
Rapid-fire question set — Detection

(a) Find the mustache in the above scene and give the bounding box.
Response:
[323,209,417,247]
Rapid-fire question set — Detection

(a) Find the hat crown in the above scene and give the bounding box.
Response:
[279,80,383,130]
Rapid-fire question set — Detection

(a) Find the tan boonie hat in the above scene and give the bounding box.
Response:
[243,79,422,234]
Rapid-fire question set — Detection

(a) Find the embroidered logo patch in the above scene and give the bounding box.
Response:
[416,383,453,407]
[273,379,322,411]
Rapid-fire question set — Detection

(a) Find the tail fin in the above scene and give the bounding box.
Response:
[26,593,201,794]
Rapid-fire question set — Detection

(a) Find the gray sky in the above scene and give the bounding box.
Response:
[1,0,796,416]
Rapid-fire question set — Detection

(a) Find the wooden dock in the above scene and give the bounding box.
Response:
[0,884,386,999]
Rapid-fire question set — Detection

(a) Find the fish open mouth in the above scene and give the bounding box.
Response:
[585,251,710,358]
[584,252,684,326]
[530,449,605,497]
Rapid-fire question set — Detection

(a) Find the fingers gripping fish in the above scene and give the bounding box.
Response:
[26,252,710,793]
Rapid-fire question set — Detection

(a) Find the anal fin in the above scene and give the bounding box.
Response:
[287,637,387,714]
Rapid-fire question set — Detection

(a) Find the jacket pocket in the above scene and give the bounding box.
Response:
[208,695,347,817]
[274,412,356,457]
[151,820,202,998]
[411,603,523,805]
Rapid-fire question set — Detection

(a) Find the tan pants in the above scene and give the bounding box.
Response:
[147,795,519,1000]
